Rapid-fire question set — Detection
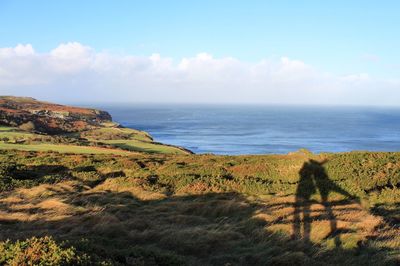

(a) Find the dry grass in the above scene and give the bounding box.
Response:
[252,195,382,248]
[0,150,399,265]
[0,178,398,265]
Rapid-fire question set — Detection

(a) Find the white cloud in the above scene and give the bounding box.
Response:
[49,42,93,73]
[0,44,35,57]
[50,42,91,59]
[0,42,399,105]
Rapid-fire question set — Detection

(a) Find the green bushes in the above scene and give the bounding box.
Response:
[1,150,399,200]
[0,236,77,265]
[0,161,69,191]
[324,152,400,196]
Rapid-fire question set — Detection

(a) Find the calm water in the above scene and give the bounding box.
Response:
[96,104,400,155]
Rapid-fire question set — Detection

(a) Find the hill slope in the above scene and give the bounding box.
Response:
[0,96,111,134]
[0,96,191,155]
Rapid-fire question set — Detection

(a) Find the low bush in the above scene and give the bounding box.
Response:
[0,236,78,265]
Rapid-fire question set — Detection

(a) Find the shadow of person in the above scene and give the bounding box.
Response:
[293,160,317,242]
[293,159,358,247]
[311,159,357,247]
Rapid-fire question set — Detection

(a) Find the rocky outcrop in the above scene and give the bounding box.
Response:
[0,96,112,134]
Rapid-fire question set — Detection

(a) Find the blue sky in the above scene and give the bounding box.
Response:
[0,1,399,105]
[2,0,399,77]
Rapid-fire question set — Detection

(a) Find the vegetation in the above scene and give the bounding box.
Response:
[0,125,189,155]
[0,96,112,134]
[0,236,91,265]
[18,121,36,132]
[82,126,188,154]
[0,150,398,265]
[0,143,135,155]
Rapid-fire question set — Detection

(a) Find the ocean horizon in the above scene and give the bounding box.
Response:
[89,103,400,155]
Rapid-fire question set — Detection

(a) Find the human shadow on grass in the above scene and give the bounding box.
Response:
[293,159,358,247]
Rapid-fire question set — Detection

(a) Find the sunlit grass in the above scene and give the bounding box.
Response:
[102,139,187,154]
[0,125,189,155]
[0,143,134,155]
[0,126,37,138]
[82,126,189,154]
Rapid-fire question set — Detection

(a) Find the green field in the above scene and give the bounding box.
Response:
[0,126,15,131]
[0,125,189,155]
[0,142,134,155]
[82,126,189,154]
[101,139,187,154]
[81,126,153,142]
[0,127,38,139]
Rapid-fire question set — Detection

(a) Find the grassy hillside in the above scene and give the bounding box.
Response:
[81,126,189,154]
[0,96,112,134]
[0,143,135,155]
[0,96,190,155]
[0,150,398,265]
[0,125,189,155]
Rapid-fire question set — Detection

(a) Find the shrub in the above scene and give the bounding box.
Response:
[0,236,76,265]
[18,121,36,132]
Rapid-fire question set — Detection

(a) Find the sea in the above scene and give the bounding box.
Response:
[94,104,400,155]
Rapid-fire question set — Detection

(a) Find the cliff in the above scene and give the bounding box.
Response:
[0,96,112,134]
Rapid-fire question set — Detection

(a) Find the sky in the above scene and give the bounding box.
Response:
[0,0,399,105]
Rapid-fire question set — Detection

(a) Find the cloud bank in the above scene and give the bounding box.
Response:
[0,42,399,105]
